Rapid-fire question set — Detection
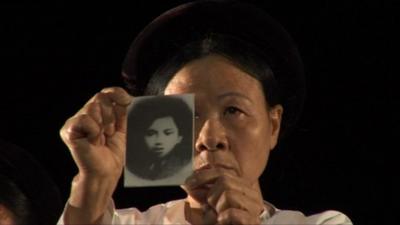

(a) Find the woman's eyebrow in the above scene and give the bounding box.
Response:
[217,92,253,103]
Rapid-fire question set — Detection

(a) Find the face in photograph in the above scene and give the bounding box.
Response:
[144,116,183,158]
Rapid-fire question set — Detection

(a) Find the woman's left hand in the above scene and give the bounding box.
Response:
[183,158,265,224]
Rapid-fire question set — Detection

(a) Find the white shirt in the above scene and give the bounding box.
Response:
[58,198,352,224]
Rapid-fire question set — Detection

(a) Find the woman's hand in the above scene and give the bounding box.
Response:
[59,87,133,224]
[182,152,265,225]
[60,87,132,180]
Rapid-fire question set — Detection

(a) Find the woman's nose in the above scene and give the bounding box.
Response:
[195,118,229,152]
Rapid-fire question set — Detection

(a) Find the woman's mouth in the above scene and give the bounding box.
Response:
[152,147,164,151]
[194,163,235,173]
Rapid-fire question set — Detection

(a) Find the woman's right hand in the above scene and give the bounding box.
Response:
[60,87,133,181]
[59,87,133,224]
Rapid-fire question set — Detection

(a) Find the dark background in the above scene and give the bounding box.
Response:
[0,1,397,225]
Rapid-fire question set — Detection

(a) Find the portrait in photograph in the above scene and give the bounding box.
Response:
[124,94,193,187]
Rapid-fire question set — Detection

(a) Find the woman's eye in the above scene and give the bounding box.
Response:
[146,130,157,137]
[164,130,174,135]
[224,106,242,115]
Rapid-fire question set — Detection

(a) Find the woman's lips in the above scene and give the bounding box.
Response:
[152,147,164,152]
[194,163,235,173]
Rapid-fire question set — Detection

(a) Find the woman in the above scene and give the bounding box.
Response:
[58,1,352,224]
[125,96,193,182]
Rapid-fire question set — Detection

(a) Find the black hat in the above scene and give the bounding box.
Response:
[0,139,62,225]
[122,0,305,138]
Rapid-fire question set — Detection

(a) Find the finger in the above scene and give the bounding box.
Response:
[211,189,264,217]
[80,92,116,137]
[60,114,102,148]
[100,87,133,106]
[113,103,129,133]
[182,168,239,205]
[207,175,264,215]
[96,92,117,136]
[81,87,132,113]
[195,151,242,176]
[203,205,218,225]
[183,167,234,192]
[217,208,261,225]
[98,87,133,134]
[100,87,133,133]
[79,101,103,126]
[181,168,224,204]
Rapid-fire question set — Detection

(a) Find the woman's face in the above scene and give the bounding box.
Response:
[144,116,183,158]
[164,54,282,186]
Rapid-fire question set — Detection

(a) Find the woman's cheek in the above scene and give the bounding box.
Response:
[225,113,256,130]
[229,117,270,177]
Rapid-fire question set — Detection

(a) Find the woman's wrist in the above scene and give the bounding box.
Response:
[66,173,117,224]
[70,172,117,206]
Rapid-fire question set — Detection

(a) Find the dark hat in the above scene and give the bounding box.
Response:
[122,0,305,138]
[0,139,62,225]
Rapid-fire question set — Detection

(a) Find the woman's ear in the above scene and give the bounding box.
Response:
[269,104,283,150]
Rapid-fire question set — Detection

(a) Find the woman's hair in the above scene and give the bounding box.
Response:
[132,33,291,138]
[145,33,280,108]
[0,140,62,225]
[0,175,35,225]
[126,96,193,179]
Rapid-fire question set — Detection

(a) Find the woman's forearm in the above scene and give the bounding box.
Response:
[63,174,117,225]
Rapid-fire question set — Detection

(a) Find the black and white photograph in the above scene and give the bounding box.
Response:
[124,94,194,187]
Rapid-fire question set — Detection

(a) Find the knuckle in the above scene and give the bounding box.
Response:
[217,176,230,189]
[71,114,92,128]
[218,209,236,223]
[218,208,258,225]
[59,126,67,140]
[219,190,234,206]
[101,86,120,93]
[86,101,98,109]
[93,93,115,110]
[75,113,90,122]
[59,117,81,140]
[220,190,228,202]
[101,87,128,98]
[93,92,106,102]
[82,102,98,114]
[101,87,113,93]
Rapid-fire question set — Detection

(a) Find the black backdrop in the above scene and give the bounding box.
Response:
[1,1,397,225]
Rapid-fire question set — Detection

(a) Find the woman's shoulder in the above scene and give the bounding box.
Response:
[264,202,353,225]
